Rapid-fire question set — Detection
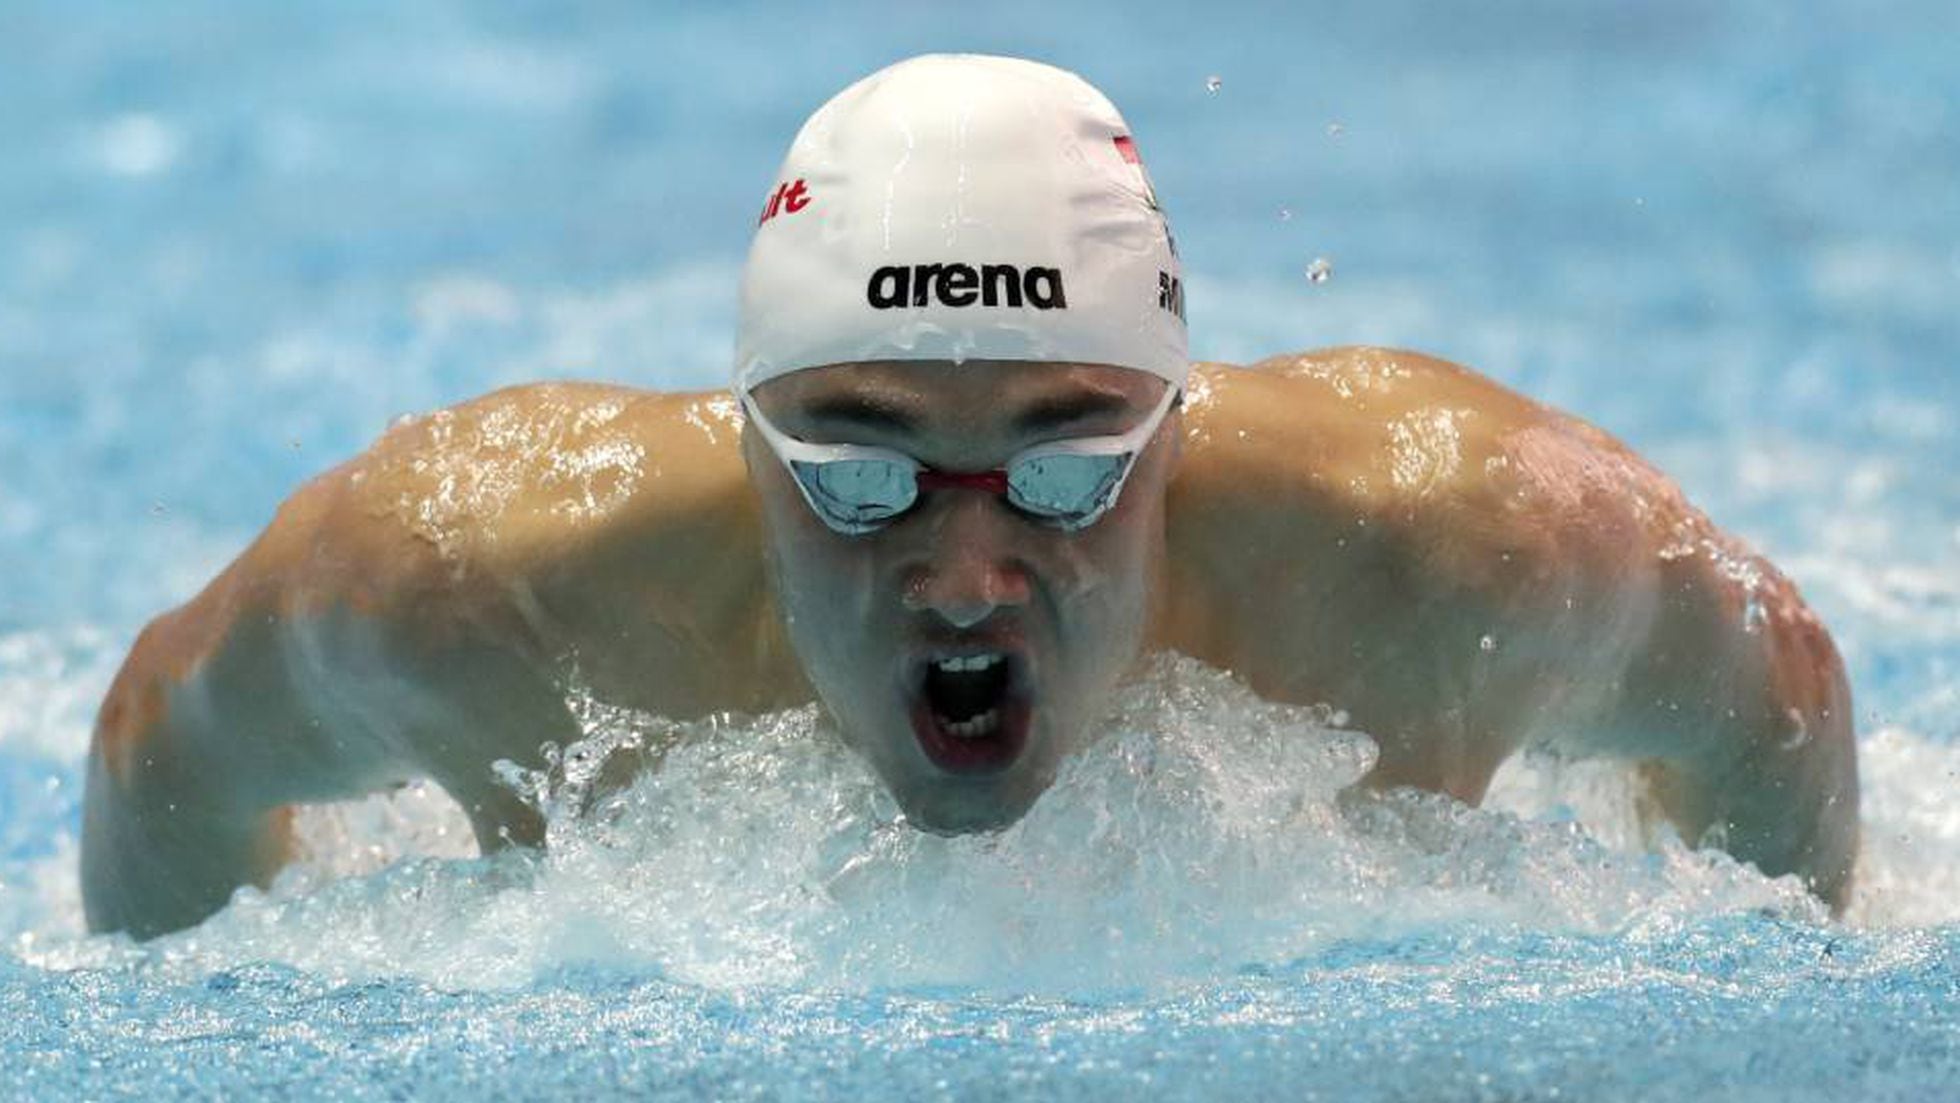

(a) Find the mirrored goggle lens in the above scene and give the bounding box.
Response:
[1006,452,1128,524]
[792,458,917,531]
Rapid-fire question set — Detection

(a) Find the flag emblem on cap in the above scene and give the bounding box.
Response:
[1113,135,1163,216]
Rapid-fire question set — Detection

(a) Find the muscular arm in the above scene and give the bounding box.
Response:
[1165,348,1857,907]
[83,383,799,939]
[1576,500,1859,908]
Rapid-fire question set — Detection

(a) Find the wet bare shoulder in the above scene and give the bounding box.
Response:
[1164,347,1716,786]
[319,381,788,711]
[341,383,736,571]
[200,381,762,658]
[1181,347,1702,590]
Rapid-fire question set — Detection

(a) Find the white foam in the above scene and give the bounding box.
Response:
[37,654,1948,995]
[0,629,116,762]
[1840,726,1960,928]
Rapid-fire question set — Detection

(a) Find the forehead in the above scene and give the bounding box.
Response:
[754,359,1163,416]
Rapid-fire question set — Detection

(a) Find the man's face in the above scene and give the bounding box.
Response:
[743,360,1179,832]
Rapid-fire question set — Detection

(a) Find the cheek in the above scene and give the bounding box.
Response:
[1043,521,1157,657]
[1044,475,1170,660]
[755,481,893,703]
[753,457,866,604]
[1071,463,1169,589]
[767,523,876,633]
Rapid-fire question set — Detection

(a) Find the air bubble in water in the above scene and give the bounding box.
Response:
[1278,207,1292,222]
[1326,121,1346,139]
[1305,257,1334,284]
[1479,634,1497,653]
[1205,75,1222,93]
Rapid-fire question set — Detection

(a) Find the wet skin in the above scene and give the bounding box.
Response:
[81,347,1860,939]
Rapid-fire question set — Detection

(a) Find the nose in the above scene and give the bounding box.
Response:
[900,494,1033,628]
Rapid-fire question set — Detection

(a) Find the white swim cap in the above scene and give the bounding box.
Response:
[734,53,1187,393]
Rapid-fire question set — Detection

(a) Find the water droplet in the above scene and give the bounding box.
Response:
[1478,634,1497,653]
[1305,257,1335,284]
[1205,75,1223,93]
[1326,121,1346,139]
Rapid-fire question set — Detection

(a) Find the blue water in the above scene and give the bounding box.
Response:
[4,1,1958,1098]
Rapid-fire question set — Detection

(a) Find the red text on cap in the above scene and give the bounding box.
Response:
[759,179,811,225]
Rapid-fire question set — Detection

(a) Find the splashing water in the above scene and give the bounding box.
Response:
[18,655,1828,995]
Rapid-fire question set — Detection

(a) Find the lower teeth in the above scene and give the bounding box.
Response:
[942,708,1001,739]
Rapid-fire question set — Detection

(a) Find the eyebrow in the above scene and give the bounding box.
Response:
[1010,390,1134,435]
[800,394,923,435]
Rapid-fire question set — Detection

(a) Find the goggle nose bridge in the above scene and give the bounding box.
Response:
[740,383,1176,535]
[915,469,1011,495]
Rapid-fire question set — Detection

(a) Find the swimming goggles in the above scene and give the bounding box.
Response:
[739,384,1179,535]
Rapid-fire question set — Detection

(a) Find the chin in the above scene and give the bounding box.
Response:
[892,773,1047,836]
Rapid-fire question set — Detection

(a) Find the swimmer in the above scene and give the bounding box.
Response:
[82,54,1858,939]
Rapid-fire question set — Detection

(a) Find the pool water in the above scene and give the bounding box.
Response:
[3,1,1957,1098]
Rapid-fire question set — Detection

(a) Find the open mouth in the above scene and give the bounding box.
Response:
[907,650,1033,775]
